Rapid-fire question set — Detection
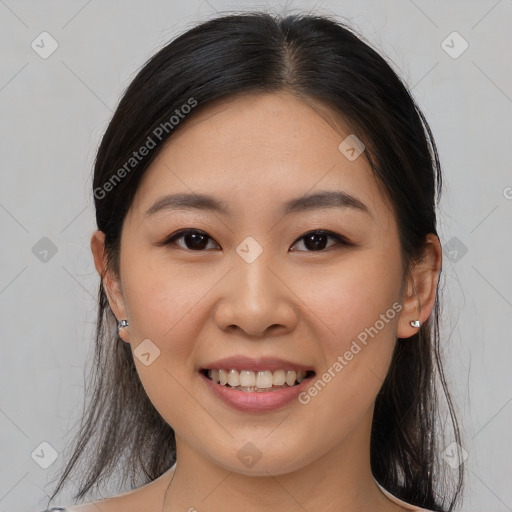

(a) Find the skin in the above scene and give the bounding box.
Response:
[85,91,442,512]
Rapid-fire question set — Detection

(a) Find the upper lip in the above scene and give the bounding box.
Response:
[199,355,315,373]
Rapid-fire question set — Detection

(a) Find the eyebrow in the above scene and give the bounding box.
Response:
[144,190,372,218]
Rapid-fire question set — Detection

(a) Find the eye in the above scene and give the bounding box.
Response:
[290,230,350,252]
[162,229,350,252]
[162,229,219,251]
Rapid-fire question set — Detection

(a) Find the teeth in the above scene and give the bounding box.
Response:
[219,369,228,385]
[227,369,240,387]
[273,369,286,385]
[285,370,297,386]
[240,370,256,387]
[206,368,310,390]
[256,370,273,388]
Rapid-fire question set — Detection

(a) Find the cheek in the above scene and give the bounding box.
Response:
[292,248,402,352]
[122,261,209,428]
[122,247,206,338]
[294,265,401,444]
[120,257,218,404]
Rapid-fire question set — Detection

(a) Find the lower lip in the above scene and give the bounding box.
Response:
[199,371,315,412]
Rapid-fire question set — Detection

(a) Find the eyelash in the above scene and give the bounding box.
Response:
[161,228,351,253]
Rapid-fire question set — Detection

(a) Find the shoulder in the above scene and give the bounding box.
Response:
[39,502,121,512]
[39,504,114,512]
[39,501,121,512]
[39,507,88,512]
[40,467,175,512]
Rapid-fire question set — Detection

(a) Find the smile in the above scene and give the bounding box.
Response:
[199,367,317,412]
[202,368,315,392]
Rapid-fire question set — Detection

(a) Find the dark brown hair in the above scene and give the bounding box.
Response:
[47,10,464,511]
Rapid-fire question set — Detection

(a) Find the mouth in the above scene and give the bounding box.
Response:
[199,368,316,393]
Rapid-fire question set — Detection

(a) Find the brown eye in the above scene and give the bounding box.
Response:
[290,230,349,252]
[163,229,219,251]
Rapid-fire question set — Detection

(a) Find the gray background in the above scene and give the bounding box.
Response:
[0,1,511,511]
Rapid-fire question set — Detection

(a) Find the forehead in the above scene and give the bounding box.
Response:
[128,92,392,228]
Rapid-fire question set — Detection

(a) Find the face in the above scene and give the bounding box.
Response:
[93,92,433,477]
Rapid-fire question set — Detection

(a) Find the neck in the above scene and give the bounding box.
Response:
[159,407,397,512]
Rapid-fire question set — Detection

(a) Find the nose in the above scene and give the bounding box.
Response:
[213,245,298,338]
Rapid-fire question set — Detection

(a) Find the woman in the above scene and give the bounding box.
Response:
[42,10,464,512]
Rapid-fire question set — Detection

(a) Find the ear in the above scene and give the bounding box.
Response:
[397,233,442,339]
[90,230,130,343]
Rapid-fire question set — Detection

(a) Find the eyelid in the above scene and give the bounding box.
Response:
[290,230,351,252]
[160,228,219,249]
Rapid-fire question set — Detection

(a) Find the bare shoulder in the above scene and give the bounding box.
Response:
[63,493,154,512]
[64,467,174,512]
[64,495,149,512]
[65,500,127,512]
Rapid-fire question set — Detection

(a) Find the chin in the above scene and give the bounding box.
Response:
[208,445,314,477]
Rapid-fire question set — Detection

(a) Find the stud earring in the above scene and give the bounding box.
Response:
[410,320,420,328]
[117,319,129,336]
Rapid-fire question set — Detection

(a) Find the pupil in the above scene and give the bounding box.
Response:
[305,233,327,251]
[186,233,208,250]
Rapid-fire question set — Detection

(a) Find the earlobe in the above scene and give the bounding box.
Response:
[90,230,130,343]
[397,233,442,339]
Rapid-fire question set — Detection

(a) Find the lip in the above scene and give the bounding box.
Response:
[198,366,316,413]
[199,355,315,373]
[198,355,316,412]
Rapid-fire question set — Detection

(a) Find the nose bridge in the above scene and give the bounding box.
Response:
[214,233,297,336]
[233,234,278,303]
